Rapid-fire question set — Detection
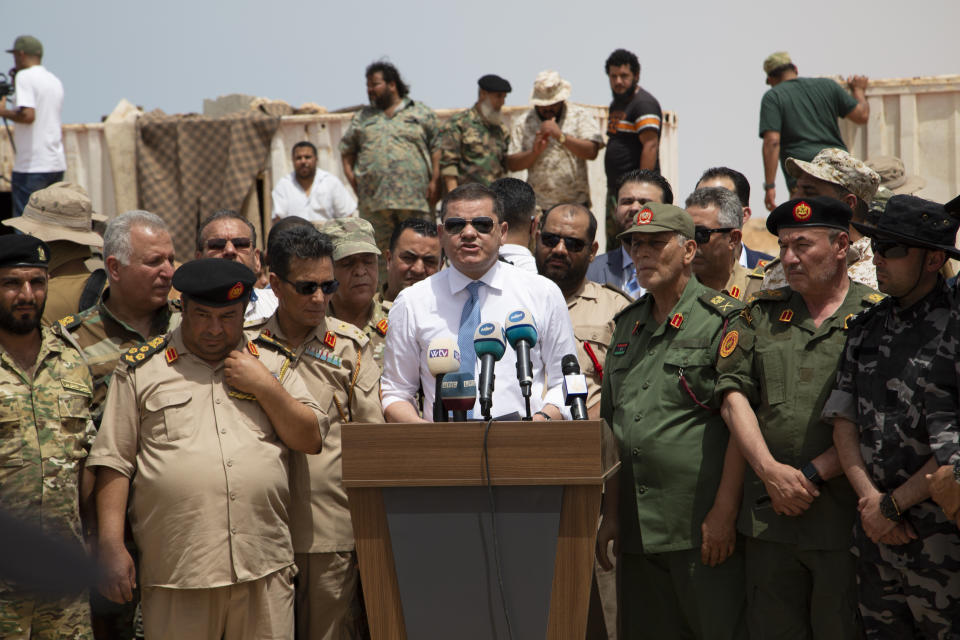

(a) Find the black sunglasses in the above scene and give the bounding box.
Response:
[693,226,735,245]
[280,276,339,296]
[541,231,587,253]
[870,238,914,259]
[205,237,253,251]
[443,216,495,235]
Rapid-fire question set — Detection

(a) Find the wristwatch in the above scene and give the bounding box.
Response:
[801,462,824,487]
[879,493,902,522]
[557,133,567,145]
[763,182,776,190]
[535,410,552,421]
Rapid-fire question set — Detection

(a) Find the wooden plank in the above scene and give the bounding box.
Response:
[347,487,407,640]
[546,485,603,639]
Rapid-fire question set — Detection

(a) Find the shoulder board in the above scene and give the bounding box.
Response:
[333,320,369,347]
[603,282,634,302]
[121,335,169,368]
[863,291,887,306]
[845,304,883,330]
[699,291,743,316]
[612,292,648,323]
[254,333,295,359]
[58,313,83,331]
[748,265,766,279]
[748,287,790,304]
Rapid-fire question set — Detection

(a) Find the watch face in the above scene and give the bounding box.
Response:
[879,494,900,522]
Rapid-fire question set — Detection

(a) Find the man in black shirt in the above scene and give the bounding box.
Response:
[603,48,662,250]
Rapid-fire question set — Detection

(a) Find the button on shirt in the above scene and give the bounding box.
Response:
[271,170,357,223]
[382,261,578,419]
[86,328,327,589]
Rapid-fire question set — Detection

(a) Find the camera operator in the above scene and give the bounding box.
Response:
[0,35,65,219]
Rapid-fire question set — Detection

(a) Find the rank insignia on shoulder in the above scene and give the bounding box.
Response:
[375,318,388,336]
[756,259,768,268]
[753,288,786,301]
[324,331,337,349]
[613,342,629,356]
[719,330,739,358]
[165,347,178,364]
[866,292,885,304]
[122,336,168,367]
[710,295,725,305]
[729,286,742,299]
[779,309,794,323]
[255,333,295,359]
[247,341,260,357]
[58,314,78,329]
[669,313,684,329]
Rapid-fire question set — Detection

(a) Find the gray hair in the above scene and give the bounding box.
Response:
[104,210,168,265]
[685,187,743,228]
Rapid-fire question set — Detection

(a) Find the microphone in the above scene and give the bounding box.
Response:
[473,321,506,420]
[504,309,538,419]
[561,354,589,421]
[427,337,460,422]
[440,372,477,422]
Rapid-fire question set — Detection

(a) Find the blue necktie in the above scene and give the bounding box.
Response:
[625,269,643,299]
[457,281,483,375]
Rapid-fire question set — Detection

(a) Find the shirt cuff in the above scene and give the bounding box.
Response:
[85,455,135,479]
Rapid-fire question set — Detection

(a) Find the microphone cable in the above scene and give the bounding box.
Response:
[482,416,514,640]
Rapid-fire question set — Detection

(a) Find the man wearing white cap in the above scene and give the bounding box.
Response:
[3,181,107,324]
[507,71,604,212]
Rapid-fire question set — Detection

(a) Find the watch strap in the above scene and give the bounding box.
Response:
[880,492,902,522]
[801,462,824,487]
[763,182,776,190]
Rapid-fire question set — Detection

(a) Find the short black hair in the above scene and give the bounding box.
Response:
[767,63,797,81]
[389,217,437,252]
[266,216,313,266]
[617,169,673,205]
[697,166,751,208]
[292,141,317,157]
[366,61,409,98]
[440,183,504,221]
[605,49,640,76]
[197,209,257,252]
[491,177,536,230]
[267,225,334,281]
[541,203,598,242]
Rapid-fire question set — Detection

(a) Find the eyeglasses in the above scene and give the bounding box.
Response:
[870,239,913,259]
[693,226,735,245]
[205,237,253,252]
[280,276,339,296]
[540,231,587,253]
[443,216,495,235]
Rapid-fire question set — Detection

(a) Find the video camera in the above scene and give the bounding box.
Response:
[0,73,14,98]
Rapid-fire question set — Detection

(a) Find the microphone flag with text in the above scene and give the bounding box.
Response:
[427,337,460,422]
[440,372,477,422]
[561,354,589,421]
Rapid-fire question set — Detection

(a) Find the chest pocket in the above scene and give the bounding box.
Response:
[756,347,786,406]
[575,325,611,372]
[0,396,23,467]
[58,393,91,433]
[144,390,193,442]
[662,347,716,405]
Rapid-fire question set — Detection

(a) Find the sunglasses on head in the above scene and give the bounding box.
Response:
[443,216,495,235]
[280,276,339,296]
[870,238,914,259]
[693,226,735,245]
[205,237,253,251]
[540,231,587,253]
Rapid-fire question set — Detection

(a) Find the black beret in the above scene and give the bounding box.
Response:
[766,197,852,235]
[478,74,511,93]
[172,258,256,307]
[0,235,50,269]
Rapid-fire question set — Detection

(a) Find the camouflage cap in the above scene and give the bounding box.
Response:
[617,202,695,240]
[6,35,42,57]
[865,155,926,195]
[530,70,571,106]
[320,217,381,261]
[785,148,881,204]
[763,51,792,75]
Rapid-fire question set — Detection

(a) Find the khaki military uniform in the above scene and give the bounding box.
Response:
[247,313,383,640]
[86,328,327,640]
[42,241,105,326]
[57,289,181,425]
[439,105,510,186]
[330,297,390,372]
[716,282,882,639]
[601,278,747,639]
[0,327,95,640]
[723,262,764,302]
[565,280,630,411]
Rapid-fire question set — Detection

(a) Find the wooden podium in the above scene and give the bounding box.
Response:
[342,420,619,640]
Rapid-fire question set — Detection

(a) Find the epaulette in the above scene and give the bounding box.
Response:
[254,332,295,360]
[700,291,743,316]
[747,266,765,279]
[844,303,884,330]
[603,282,634,302]
[57,313,83,331]
[863,292,887,305]
[747,287,790,304]
[121,335,169,368]
[334,320,370,347]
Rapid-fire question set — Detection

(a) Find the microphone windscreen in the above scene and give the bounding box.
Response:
[440,371,477,411]
[561,353,581,375]
[427,337,461,376]
[504,309,538,347]
[473,321,506,360]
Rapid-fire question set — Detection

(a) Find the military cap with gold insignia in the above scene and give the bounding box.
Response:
[0,235,51,269]
[617,202,695,240]
[766,197,851,236]
[172,258,256,307]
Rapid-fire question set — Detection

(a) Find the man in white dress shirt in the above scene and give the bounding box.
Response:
[271,142,357,224]
[382,183,577,422]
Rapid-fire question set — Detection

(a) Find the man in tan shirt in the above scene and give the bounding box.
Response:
[88,259,327,640]
[248,224,383,639]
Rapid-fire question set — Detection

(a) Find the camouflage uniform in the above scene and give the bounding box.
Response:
[0,327,95,640]
[822,279,960,638]
[846,235,878,289]
[438,105,510,186]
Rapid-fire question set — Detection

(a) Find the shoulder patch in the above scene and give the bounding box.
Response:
[122,335,169,368]
[700,291,743,316]
[255,332,295,359]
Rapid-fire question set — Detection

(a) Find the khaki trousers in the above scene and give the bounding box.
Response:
[295,551,360,640]
[140,566,295,640]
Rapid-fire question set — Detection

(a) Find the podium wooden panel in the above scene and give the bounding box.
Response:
[342,420,619,640]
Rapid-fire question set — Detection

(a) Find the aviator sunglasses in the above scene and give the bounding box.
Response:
[280,276,340,296]
[204,237,253,251]
[443,216,496,235]
[540,231,587,253]
[693,226,735,245]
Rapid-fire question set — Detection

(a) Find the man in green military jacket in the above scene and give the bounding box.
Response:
[717,196,882,639]
[440,74,513,190]
[596,202,747,639]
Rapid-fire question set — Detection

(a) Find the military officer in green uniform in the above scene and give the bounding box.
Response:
[439,74,512,190]
[0,235,95,640]
[596,202,747,639]
[717,196,882,639]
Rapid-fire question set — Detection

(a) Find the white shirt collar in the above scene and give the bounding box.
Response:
[446,260,504,295]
